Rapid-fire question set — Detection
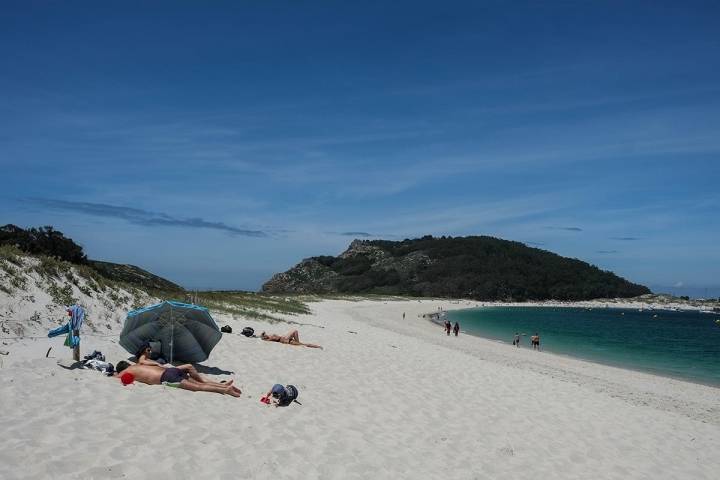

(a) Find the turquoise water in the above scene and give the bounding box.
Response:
[446,307,720,386]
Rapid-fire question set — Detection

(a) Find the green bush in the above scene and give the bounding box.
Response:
[0,224,87,264]
[0,244,23,265]
[35,256,64,279]
[47,282,76,306]
[331,255,372,276]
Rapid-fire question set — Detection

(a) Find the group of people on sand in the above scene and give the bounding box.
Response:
[513,332,541,350]
[113,329,321,398]
[443,319,460,336]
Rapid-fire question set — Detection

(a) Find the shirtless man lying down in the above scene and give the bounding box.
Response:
[114,361,241,396]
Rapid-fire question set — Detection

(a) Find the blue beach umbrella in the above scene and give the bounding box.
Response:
[120,301,222,363]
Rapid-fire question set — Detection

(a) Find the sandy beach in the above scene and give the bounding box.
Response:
[1,298,719,479]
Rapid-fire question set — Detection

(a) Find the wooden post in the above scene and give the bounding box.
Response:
[73,329,80,362]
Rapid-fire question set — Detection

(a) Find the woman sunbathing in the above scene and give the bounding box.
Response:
[260,329,322,349]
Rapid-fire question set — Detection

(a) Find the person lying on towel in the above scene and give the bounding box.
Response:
[260,329,322,349]
[114,361,241,396]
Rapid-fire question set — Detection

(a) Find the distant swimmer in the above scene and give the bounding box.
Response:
[513,332,520,347]
[531,333,541,351]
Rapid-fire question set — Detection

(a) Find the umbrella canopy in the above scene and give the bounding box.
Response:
[120,301,222,363]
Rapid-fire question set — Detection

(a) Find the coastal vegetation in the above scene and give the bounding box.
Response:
[0,224,87,264]
[0,225,315,328]
[1,224,183,292]
[263,236,652,301]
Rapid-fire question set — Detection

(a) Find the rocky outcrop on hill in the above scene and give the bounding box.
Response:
[262,236,651,301]
[261,258,340,294]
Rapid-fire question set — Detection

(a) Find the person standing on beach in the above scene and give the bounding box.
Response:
[513,332,520,347]
[531,333,540,350]
[453,322,460,336]
[444,319,452,336]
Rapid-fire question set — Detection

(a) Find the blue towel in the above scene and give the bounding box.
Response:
[48,305,85,348]
[68,305,84,331]
[48,324,69,338]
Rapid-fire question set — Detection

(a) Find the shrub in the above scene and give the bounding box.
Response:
[47,282,76,306]
[35,256,64,279]
[0,244,23,265]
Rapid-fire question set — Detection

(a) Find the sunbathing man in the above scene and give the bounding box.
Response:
[114,361,241,396]
[260,329,322,349]
[135,345,165,366]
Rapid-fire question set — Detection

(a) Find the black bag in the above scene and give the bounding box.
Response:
[221,325,232,333]
[277,385,299,406]
[241,327,254,337]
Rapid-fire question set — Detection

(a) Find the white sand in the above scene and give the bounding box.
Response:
[1,298,719,480]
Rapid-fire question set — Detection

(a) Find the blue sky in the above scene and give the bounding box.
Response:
[2,1,719,296]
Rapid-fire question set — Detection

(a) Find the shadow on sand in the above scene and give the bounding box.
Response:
[121,356,234,376]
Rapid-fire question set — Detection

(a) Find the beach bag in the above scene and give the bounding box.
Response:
[276,384,299,406]
[241,327,254,337]
[221,325,232,333]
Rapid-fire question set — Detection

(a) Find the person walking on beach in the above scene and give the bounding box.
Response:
[453,322,460,337]
[444,319,452,336]
[531,333,541,350]
[513,332,521,347]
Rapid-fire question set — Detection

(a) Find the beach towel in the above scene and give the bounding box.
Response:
[82,359,112,373]
[48,324,69,338]
[47,305,84,348]
[68,305,84,331]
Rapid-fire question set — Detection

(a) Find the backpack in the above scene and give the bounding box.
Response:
[241,327,254,337]
[277,385,299,406]
[221,325,232,333]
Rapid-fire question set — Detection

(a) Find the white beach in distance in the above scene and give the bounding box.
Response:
[1,297,718,479]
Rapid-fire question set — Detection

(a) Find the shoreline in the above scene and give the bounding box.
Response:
[431,298,718,312]
[424,303,720,389]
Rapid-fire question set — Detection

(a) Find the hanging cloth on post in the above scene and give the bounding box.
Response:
[47,305,85,349]
[67,305,84,348]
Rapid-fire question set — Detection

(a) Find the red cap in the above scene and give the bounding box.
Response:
[120,372,135,386]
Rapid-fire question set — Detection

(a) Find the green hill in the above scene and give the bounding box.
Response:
[1,224,183,293]
[262,235,651,301]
